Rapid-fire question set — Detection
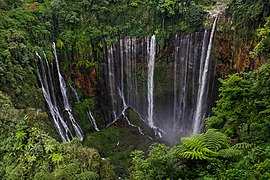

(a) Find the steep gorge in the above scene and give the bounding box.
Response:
[2,1,270,178]
[59,13,265,144]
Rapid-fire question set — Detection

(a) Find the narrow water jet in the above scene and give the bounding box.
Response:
[87,109,100,131]
[70,84,80,102]
[193,16,219,135]
[147,35,156,128]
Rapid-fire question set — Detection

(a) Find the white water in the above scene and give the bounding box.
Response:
[52,43,84,141]
[107,44,117,119]
[36,52,72,142]
[193,16,219,135]
[118,87,127,109]
[120,39,124,101]
[70,84,80,102]
[87,109,100,131]
[103,28,218,141]
[147,35,156,128]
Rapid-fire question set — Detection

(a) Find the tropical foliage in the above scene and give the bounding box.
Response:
[227,0,270,39]
[130,62,270,179]
[0,91,116,179]
[2,0,270,179]
[0,0,219,112]
[131,10,270,178]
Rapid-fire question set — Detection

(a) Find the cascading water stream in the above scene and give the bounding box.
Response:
[87,109,100,131]
[52,43,84,141]
[118,88,127,109]
[36,52,72,142]
[37,45,101,141]
[147,35,156,128]
[102,24,218,142]
[107,44,117,119]
[193,16,219,135]
[70,84,80,102]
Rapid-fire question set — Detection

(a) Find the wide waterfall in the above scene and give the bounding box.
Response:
[36,44,96,141]
[101,19,218,143]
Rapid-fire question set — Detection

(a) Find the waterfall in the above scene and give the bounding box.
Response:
[36,52,72,142]
[107,44,117,119]
[102,24,218,142]
[193,16,219,135]
[87,109,100,131]
[52,43,84,141]
[118,87,127,108]
[147,35,156,128]
[70,84,80,102]
[37,44,87,141]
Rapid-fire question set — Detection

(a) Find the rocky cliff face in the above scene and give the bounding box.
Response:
[94,30,220,143]
[72,66,97,98]
[66,22,265,143]
[215,33,265,77]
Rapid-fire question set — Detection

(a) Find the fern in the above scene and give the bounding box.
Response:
[182,150,214,160]
[232,142,252,150]
[181,137,217,160]
[76,171,99,180]
[53,169,74,180]
[181,137,207,151]
[204,129,228,151]
[218,148,242,158]
[180,129,229,160]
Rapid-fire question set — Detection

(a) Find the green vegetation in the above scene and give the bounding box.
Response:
[129,12,270,178]
[0,91,116,179]
[227,0,270,40]
[85,108,154,177]
[130,62,270,179]
[2,0,270,179]
[86,126,153,177]
[0,0,217,108]
[254,16,270,58]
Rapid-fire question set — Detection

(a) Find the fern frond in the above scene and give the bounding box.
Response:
[181,149,216,160]
[204,129,228,151]
[181,137,207,152]
[218,148,242,158]
[182,151,208,160]
[181,136,218,160]
[232,142,252,150]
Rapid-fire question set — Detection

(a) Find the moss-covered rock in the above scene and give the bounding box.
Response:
[84,110,155,177]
